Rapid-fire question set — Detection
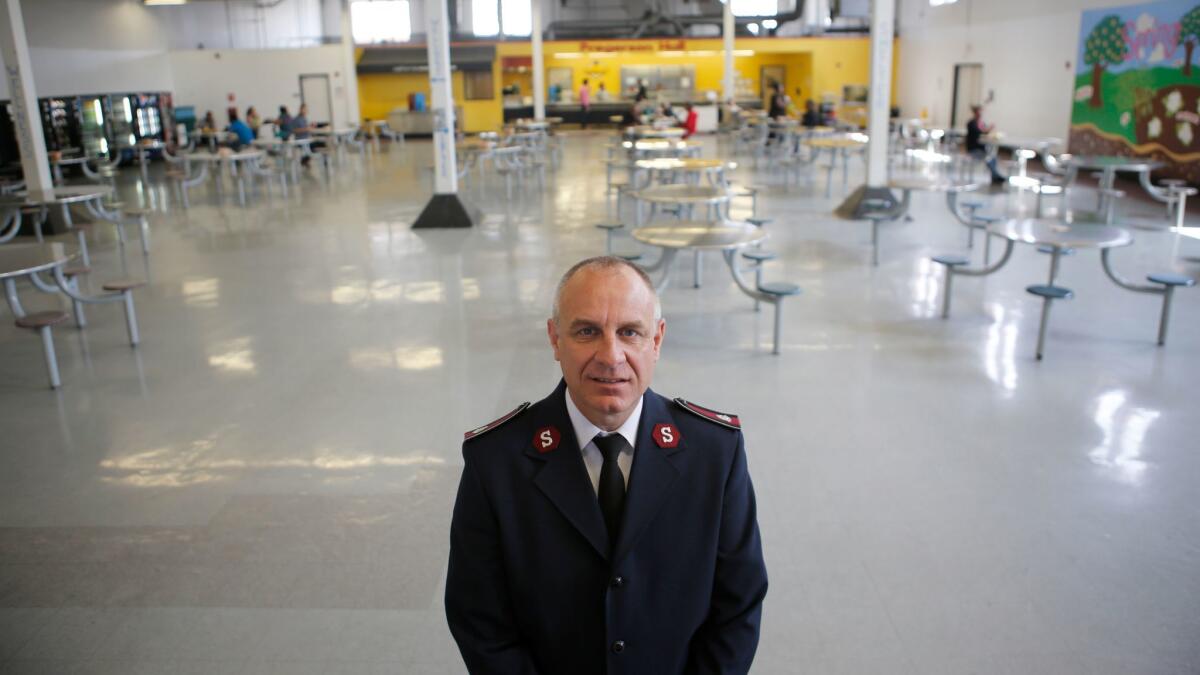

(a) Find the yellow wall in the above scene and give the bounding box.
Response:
[355,36,892,133]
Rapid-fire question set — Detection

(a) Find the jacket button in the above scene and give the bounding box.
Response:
[612,640,625,654]
[611,576,624,588]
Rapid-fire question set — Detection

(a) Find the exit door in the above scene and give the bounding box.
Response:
[299,74,333,126]
[950,63,983,131]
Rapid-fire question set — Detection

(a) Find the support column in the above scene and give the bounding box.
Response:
[864,0,894,187]
[833,0,898,219]
[722,0,735,108]
[531,0,545,121]
[412,0,480,228]
[340,0,361,127]
[0,0,52,197]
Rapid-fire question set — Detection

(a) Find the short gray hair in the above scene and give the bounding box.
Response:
[551,256,662,323]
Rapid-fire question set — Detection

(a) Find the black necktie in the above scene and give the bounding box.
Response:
[593,434,626,548]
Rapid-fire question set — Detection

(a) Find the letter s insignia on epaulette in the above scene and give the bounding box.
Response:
[464,402,531,441]
[673,398,741,430]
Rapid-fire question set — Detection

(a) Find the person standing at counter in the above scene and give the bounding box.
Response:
[768,83,788,119]
[579,79,592,129]
[966,104,1005,185]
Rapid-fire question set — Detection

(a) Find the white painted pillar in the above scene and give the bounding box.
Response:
[340,0,361,127]
[426,0,458,194]
[865,0,895,187]
[531,0,545,121]
[722,0,735,105]
[0,0,51,197]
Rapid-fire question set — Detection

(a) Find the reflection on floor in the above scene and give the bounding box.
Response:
[1,133,1198,674]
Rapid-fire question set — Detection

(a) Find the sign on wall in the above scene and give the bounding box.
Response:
[1070,0,1200,181]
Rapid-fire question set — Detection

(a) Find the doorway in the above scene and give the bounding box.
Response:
[299,74,333,125]
[950,63,983,131]
[761,65,786,109]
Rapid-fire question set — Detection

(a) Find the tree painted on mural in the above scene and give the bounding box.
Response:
[1084,15,1128,108]
[1182,6,1200,77]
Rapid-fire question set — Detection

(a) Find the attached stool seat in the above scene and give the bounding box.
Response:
[102,279,147,347]
[102,279,146,292]
[15,310,69,329]
[744,217,772,228]
[594,223,624,254]
[1025,284,1074,360]
[742,249,779,312]
[932,255,970,318]
[63,265,90,278]
[1147,273,1196,346]
[756,281,802,355]
[14,310,70,388]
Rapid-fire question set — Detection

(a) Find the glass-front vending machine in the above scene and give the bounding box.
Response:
[132,93,163,142]
[109,94,137,156]
[78,95,110,157]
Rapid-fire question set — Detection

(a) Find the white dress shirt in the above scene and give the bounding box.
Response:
[565,390,641,495]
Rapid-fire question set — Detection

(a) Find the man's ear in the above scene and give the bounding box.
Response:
[547,318,561,362]
[652,318,666,358]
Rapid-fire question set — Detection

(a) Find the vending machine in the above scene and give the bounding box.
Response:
[78,95,110,158]
[131,93,164,142]
[108,94,137,154]
[39,97,79,152]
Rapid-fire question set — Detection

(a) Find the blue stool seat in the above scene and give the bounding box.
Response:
[616,253,643,262]
[960,200,984,210]
[745,217,772,227]
[742,250,778,262]
[1026,285,1073,300]
[932,254,969,267]
[758,281,801,296]
[1037,245,1075,255]
[594,223,623,231]
[1147,273,1195,287]
[971,214,1002,224]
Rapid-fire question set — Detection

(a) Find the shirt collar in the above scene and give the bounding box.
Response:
[564,388,643,453]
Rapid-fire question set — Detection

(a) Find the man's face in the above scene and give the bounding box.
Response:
[548,266,665,427]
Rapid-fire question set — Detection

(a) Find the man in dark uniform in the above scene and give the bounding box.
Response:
[446,256,768,674]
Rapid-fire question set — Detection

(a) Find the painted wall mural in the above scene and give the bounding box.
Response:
[1070,0,1200,183]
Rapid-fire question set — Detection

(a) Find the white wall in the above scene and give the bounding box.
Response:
[168,46,355,127]
[896,0,1136,139]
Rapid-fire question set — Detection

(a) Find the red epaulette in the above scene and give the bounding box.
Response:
[673,398,741,430]
[464,402,531,441]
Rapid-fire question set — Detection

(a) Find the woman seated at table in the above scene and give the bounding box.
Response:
[200,111,217,134]
[680,102,699,139]
[801,100,821,128]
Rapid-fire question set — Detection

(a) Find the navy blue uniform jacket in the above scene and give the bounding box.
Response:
[445,380,768,674]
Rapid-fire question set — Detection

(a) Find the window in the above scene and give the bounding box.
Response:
[501,0,531,36]
[350,0,411,44]
[730,0,777,17]
[472,0,499,37]
[464,71,495,100]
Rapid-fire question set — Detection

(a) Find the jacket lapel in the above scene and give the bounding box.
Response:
[527,380,611,562]
[613,389,683,564]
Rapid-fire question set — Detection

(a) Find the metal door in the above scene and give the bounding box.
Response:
[299,74,333,125]
[950,64,983,131]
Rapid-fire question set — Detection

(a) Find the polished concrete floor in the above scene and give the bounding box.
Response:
[1,134,1198,674]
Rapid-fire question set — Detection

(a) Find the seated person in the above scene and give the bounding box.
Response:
[681,102,698,139]
[801,100,821,128]
[965,104,1005,184]
[226,112,254,149]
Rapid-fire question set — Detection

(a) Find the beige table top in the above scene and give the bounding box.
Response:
[634,158,734,171]
[632,220,767,250]
[458,139,496,152]
[629,126,685,138]
[186,149,265,162]
[632,184,733,205]
[806,135,869,149]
